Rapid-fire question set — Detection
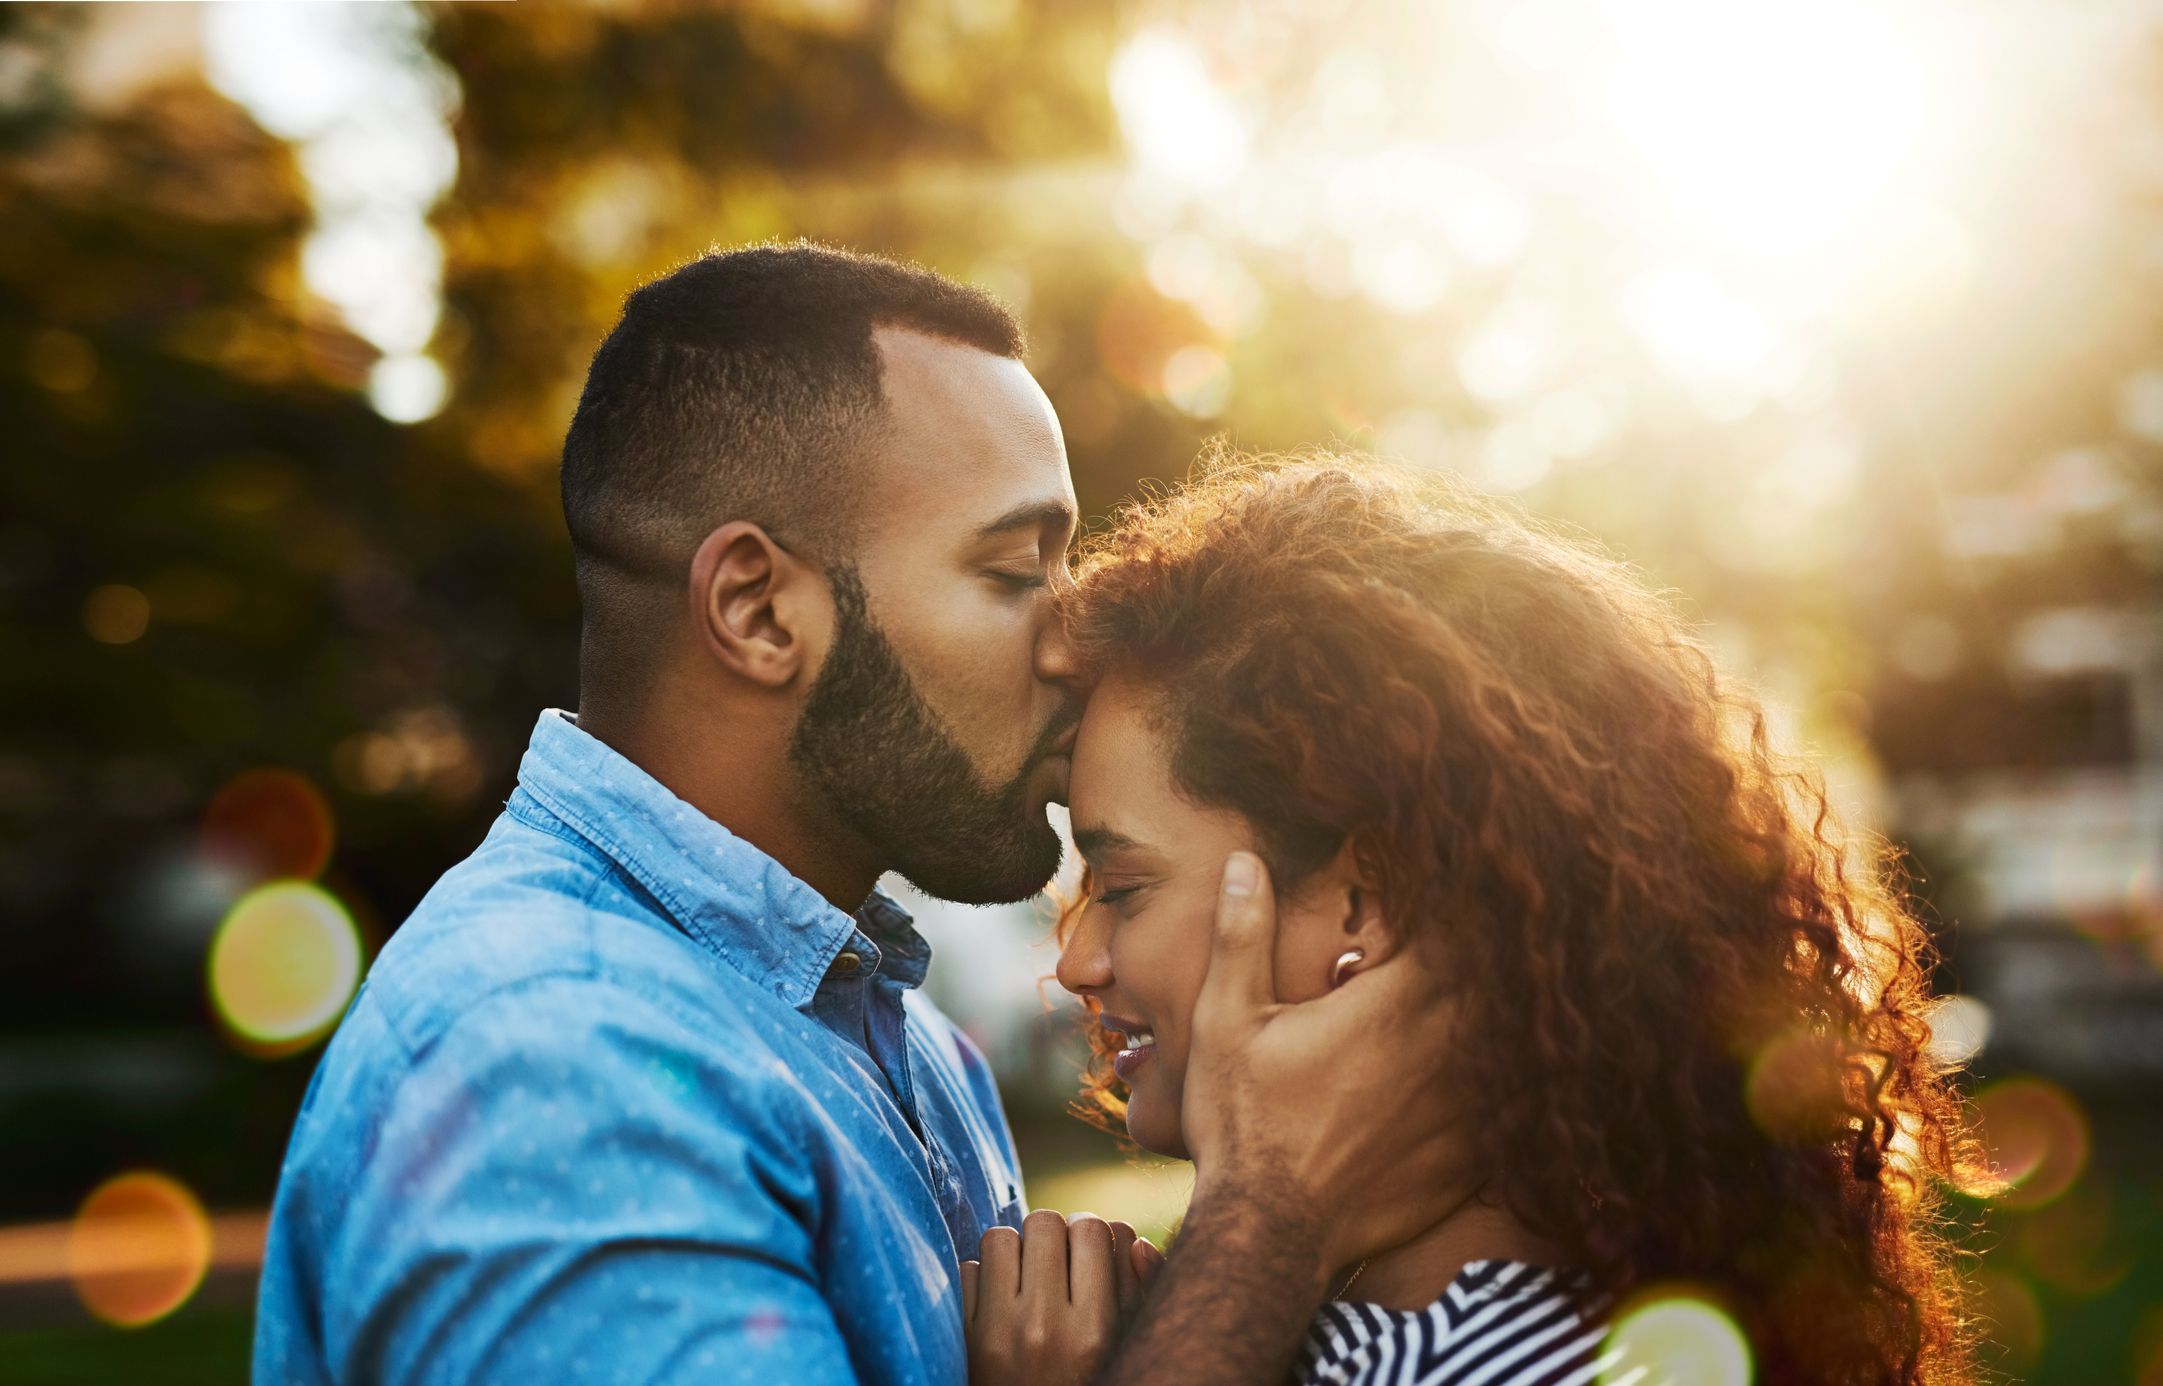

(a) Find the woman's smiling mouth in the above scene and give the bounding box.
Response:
[1101,1012,1157,1079]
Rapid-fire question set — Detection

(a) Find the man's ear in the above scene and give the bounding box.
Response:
[686,521,828,689]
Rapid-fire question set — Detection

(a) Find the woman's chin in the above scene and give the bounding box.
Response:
[1124,1102,1190,1161]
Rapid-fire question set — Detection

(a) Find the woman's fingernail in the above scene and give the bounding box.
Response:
[1222,852,1257,897]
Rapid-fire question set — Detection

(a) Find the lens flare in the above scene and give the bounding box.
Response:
[1973,1270,2045,1374]
[1621,266,1784,412]
[2136,1303,2163,1386]
[1601,1291,1753,1385]
[1744,1027,1848,1145]
[2019,1181,2130,1296]
[1161,345,1232,417]
[208,881,362,1048]
[1594,0,1945,264]
[68,1172,212,1327]
[1967,1077,2090,1209]
[201,768,335,881]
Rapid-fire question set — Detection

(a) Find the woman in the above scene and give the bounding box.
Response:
[963,455,1975,1385]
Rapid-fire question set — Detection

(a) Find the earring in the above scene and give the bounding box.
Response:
[1330,948,1365,989]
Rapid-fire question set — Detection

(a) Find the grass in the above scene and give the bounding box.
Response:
[1,1301,252,1386]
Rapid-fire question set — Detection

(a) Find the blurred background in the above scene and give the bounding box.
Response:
[3,0,2160,1379]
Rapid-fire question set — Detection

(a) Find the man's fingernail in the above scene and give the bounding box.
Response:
[1222,852,1257,897]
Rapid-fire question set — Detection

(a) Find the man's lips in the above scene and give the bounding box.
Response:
[1035,725,1078,800]
[1035,704,1080,759]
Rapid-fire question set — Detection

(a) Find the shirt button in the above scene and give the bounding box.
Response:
[831,951,862,975]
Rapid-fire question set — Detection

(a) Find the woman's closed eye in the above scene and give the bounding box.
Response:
[1090,882,1145,909]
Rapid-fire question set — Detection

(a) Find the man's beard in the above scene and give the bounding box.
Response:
[788,564,1071,906]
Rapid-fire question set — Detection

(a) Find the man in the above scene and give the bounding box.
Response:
[256,244,1460,1384]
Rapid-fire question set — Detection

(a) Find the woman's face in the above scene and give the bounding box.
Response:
[1055,673,1380,1159]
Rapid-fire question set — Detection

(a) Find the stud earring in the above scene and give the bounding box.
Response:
[1330,948,1366,989]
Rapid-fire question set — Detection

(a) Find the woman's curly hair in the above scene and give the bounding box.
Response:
[1054,452,1977,1384]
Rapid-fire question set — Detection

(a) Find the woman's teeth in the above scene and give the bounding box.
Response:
[1112,1027,1156,1079]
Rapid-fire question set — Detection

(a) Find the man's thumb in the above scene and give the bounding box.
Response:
[1200,851,1279,1011]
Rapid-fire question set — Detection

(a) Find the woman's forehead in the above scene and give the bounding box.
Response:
[1070,679,1248,859]
[1071,678,1164,794]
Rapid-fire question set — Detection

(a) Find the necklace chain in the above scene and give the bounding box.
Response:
[1332,1257,1369,1301]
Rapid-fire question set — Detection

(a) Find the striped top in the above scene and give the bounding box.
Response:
[1294,1259,1618,1386]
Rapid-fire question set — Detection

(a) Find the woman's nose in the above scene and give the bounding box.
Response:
[1055,902,1112,996]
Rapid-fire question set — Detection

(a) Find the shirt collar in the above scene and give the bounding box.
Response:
[510,709,932,1008]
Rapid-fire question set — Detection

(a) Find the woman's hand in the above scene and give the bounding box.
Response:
[960,1209,1164,1386]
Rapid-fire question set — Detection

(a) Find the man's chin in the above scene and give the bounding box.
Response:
[898,821,1064,906]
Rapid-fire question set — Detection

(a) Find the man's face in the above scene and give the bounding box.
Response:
[787,328,1080,905]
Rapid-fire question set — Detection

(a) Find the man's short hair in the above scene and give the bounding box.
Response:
[560,242,1025,590]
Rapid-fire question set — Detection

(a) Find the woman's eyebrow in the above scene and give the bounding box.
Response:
[1071,824,1142,857]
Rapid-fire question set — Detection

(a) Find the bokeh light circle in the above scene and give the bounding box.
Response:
[1973,1270,2045,1374]
[201,768,335,882]
[208,882,362,1046]
[1743,1027,1847,1145]
[2019,1182,2130,1296]
[83,583,151,645]
[1967,1076,2090,1209]
[1923,993,1993,1067]
[1161,345,1232,417]
[68,1171,212,1327]
[1602,1292,1753,1386]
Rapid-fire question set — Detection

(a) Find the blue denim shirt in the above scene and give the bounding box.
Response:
[254,710,1027,1384]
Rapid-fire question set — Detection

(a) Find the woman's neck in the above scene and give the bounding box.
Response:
[1329,1194,1564,1311]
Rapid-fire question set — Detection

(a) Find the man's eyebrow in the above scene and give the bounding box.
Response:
[972,499,1076,544]
[1072,825,1142,856]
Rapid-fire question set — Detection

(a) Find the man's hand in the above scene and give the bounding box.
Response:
[960,1210,1162,1386]
[1092,850,1473,1386]
[1178,850,1472,1278]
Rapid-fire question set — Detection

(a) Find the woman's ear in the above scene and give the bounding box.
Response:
[1336,837,1397,967]
[687,521,828,689]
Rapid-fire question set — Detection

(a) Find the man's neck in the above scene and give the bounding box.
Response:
[574,699,885,914]
[1327,1194,1564,1311]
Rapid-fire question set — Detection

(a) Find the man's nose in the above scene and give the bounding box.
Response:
[1034,598,1083,691]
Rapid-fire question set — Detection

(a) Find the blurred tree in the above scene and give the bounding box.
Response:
[424,1,1205,521]
[0,6,574,1216]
